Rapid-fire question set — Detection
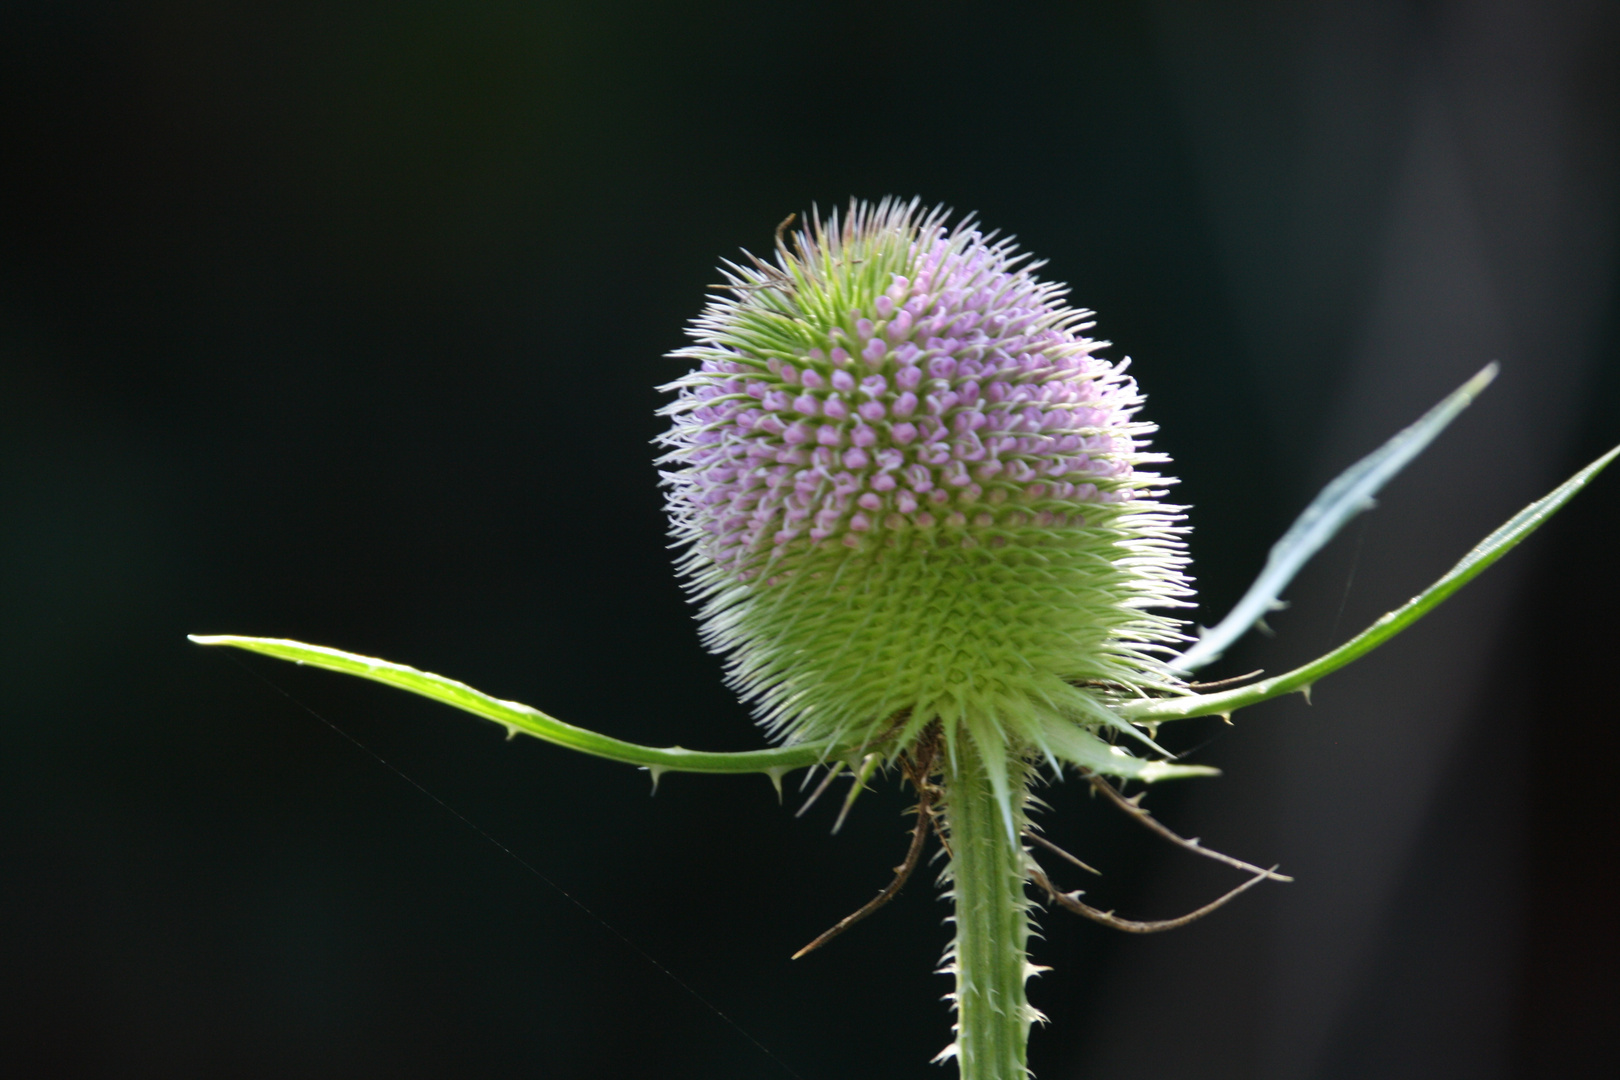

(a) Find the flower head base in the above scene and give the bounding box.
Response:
[660,200,1193,807]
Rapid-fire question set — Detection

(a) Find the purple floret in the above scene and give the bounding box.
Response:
[663,213,1154,576]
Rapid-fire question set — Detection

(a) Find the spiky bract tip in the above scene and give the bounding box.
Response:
[660,198,1193,787]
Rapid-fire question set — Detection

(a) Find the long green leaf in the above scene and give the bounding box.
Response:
[190,635,840,778]
[1123,442,1620,723]
[1171,364,1497,673]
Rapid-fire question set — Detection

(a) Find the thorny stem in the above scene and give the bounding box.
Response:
[791,732,941,959]
[1081,771,1291,882]
[940,742,1038,1080]
[1023,830,1101,877]
[1030,863,1274,934]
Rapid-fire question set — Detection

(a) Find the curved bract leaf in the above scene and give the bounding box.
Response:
[1171,364,1498,673]
[188,635,842,777]
[1033,714,1219,783]
[1124,442,1620,723]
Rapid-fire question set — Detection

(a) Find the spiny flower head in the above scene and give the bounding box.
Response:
[660,199,1195,802]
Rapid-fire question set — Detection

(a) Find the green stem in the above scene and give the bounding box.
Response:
[942,742,1035,1080]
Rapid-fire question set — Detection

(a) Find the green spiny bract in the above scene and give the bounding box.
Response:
[659,199,1205,826]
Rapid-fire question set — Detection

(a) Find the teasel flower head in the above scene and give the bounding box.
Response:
[659,199,1199,820]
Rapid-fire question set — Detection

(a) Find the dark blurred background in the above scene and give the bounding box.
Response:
[3,2,1617,1077]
